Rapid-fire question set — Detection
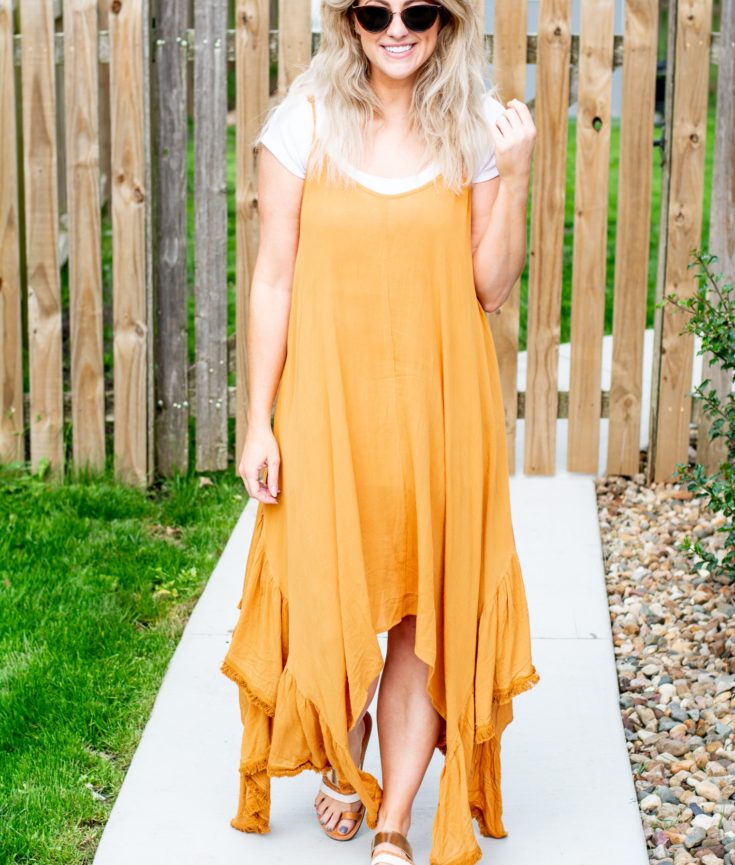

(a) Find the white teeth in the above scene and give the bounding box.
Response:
[384,44,413,54]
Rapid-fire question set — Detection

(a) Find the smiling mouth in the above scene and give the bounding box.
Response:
[381,43,417,57]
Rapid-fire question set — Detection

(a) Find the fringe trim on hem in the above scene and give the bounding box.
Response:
[224,661,384,829]
[220,659,275,717]
[268,758,321,778]
[474,722,495,744]
[494,666,541,705]
[474,667,540,745]
[239,757,269,775]
[231,756,271,834]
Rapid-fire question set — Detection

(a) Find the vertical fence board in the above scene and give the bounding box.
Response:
[491,0,527,476]
[651,0,712,482]
[194,0,228,470]
[64,0,105,473]
[524,0,572,474]
[143,0,154,486]
[647,0,677,484]
[277,0,310,96]
[155,0,189,474]
[698,0,733,473]
[21,1,64,477]
[0,0,23,463]
[235,0,269,463]
[567,0,614,473]
[2,7,725,483]
[109,0,148,485]
[606,0,658,476]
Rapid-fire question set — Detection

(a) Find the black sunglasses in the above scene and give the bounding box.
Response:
[351,3,444,34]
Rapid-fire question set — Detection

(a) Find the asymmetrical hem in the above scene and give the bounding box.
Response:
[221,144,541,865]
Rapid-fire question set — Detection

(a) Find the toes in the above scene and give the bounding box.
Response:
[324,807,342,832]
[320,803,337,829]
[315,794,359,835]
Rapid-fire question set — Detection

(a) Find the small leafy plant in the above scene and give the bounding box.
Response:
[659,250,734,583]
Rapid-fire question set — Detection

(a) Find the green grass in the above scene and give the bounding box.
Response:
[0,466,247,864]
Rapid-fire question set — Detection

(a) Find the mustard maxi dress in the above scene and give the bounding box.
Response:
[221,97,541,865]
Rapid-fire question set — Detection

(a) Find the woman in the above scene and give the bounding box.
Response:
[220,2,540,864]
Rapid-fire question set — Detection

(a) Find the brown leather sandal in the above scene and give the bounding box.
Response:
[316,710,373,841]
[371,830,415,865]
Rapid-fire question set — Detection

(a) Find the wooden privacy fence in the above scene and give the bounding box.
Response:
[0,0,731,486]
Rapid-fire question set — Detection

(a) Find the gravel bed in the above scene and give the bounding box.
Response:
[596,469,734,865]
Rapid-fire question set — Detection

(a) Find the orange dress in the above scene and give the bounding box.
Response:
[221,103,540,865]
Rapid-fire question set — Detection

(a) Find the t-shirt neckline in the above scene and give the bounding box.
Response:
[331,153,440,195]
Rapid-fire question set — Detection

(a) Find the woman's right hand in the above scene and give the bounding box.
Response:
[238,424,281,504]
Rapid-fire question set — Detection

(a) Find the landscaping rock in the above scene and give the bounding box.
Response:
[597,474,735,863]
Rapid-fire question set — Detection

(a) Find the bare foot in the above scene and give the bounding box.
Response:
[314,714,366,835]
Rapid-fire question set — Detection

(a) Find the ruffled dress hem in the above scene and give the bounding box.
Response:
[220,509,540,862]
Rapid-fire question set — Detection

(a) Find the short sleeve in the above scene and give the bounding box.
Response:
[258,94,315,179]
[472,91,505,184]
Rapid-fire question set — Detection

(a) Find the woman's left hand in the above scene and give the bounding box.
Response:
[491,99,536,186]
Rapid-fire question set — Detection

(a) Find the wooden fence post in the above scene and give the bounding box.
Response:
[648,0,713,483]
[0,0,23,465]
[21,1,64,478]
[109,0,151,486]
[606,0,658,477]
[277,0,311,96]
[567,0,615,474]
[144,0,154,485]
[235,0,269,467]
[491,0,528,476]
[194,0,229,471]
[64,0,106,474]
[525,0,572,475]
[154,0,190,476]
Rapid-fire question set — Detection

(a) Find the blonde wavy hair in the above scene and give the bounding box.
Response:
[261,0,497,194]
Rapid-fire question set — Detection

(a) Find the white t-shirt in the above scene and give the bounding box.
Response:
[259,91,504,194]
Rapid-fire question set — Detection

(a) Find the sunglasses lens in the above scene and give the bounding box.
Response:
[353,6,391,32]
[352,4,442,34]
[402,5,441,31]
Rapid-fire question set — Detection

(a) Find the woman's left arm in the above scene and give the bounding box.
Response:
[471,99,537,313]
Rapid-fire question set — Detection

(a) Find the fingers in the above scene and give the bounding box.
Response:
[266,454,280,497]
[510,98,534,123]
[496,99,534,133]
[240,456,280,503]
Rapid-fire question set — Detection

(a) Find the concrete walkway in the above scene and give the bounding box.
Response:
[92,331,676,865]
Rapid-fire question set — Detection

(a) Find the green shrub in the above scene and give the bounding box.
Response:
[660,250,734,584]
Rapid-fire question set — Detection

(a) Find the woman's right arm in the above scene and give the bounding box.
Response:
[239,147,304,504]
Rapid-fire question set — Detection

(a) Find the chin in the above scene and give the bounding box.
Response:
[380,65,421,81]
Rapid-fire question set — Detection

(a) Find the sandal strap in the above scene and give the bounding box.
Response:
[321,713,373,796]
[323,765,357,793]
[318,778,362,804]
[371,831,413,860]
[371,854,413,865]
[322,767,356,791]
